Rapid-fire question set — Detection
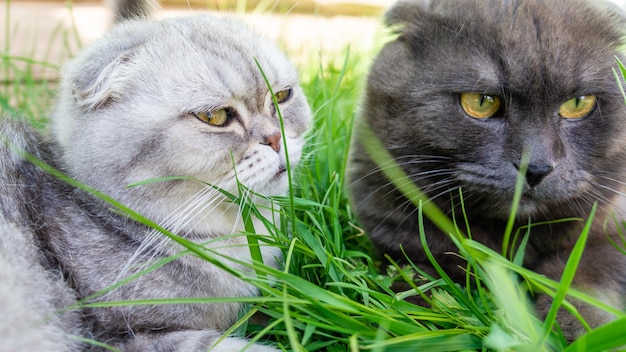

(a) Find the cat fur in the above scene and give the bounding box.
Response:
[349,0,626,342]
[0,15,310,351]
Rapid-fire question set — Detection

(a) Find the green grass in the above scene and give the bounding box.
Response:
[2,4,626,352]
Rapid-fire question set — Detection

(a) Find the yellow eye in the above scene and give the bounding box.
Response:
[274,88,292,104]
[194,109,229,126]
[460,93,501,119]
[559,95,596,119]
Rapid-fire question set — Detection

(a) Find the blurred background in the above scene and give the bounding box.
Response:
[0,0,388,81]
[1,0,625,82]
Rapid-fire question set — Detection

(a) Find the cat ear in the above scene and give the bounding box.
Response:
[66,22,151,112]
[599,1,626,38]
[384,0,440,52]
[592,0,626,21]
[586,1,626,50]
[384,0,433,27]
[69,51,136,111]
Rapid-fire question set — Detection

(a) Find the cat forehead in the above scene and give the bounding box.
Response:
[391,0,625,95]
[153,17,294,79]
[73,16,297,92]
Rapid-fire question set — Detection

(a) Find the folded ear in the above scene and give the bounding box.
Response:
[64,21,153,112]
[383,0,441,52]
[69,50,135,111]
[594,1,626,41]
[384,0,433,27]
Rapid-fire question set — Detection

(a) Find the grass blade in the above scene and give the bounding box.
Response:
[541,204,597,341]
[564,316,626,352]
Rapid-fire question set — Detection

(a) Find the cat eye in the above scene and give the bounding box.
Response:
[274,88,292,104]
[193,109,229,126]
[558,95,597,119]
[460,93,501,119]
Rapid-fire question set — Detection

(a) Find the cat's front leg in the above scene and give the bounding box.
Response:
[535,242,626,342]
[116,330,280,352]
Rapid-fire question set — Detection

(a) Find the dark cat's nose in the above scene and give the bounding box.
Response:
[525,164,553,187]
[263,132,281,153]
[514,163,554,187]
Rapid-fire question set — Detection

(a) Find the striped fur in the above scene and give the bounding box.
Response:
[0,15,310,351]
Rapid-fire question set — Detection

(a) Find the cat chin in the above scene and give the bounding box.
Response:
[509,200,544,219]
[471,200,541,220]
[231,166,290,197]
[456,190,552,220]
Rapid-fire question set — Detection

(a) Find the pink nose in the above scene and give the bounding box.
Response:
[263,132,281,152]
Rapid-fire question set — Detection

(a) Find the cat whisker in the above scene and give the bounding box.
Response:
[378,157,453,170]
[427,184,463,208]
[594,173,626,188]
[105,231,171,300]
[115,184,244,302]
[420,178,459,197]
[352,169,456,213]
[587,188,615,205]
[170,188,228,235]
[390,177,459,212]
[160,187,219,230]
[565,197,587,217]
[374,182,462,235]
[593,183,626,199]
[348,160,454,189]
[115,184,227,288]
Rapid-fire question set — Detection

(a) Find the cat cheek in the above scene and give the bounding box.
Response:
[283,136,304,167]
[283,98,312,134]
[233,147,284,193]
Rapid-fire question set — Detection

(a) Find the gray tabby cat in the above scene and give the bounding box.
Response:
[349,0,626,342]
[0,15,310,351]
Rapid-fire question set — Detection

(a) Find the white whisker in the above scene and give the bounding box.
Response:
[113,180,230,291]
[594,183,626,198]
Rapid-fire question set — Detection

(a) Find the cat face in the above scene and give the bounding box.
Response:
[359,0,626,219]
[53,16,311,235]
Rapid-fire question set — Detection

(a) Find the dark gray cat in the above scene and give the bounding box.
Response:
[0,15,310,351]
[109,0,150,21]
[349,0,626,342]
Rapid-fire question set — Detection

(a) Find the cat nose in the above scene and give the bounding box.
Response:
[262,132,281,153]
[514,163,554,188]
[525,164,553,187]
